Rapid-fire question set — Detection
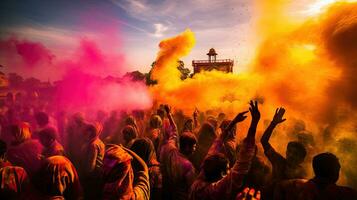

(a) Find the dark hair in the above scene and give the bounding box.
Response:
[35,112,49,126]
[179,131,197,150]
[287,141,307,159]
[313,152,340,182]
[122,125,137,143]
[130,138,156,165]
[0,139,6,157]
[150,115,162,129]
[157,109,165,119]
[39,127,57,141]
[202,153,229,182]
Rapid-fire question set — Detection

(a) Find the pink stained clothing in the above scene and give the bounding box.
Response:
[7,139,43,176]
[102,145,150,200]
[189,138,256,200]
[159,128,196,200]
[0,166,29,199]
[42,140,65,158]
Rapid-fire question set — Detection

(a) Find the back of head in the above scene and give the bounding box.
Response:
[179,131,197,155]
[150,115,162,129]
[84,123,99,140]
[125,115,137,127]
[35,112,49,127]
[202,153,229,182]
[38,127,57,145]
[10,122,32,145]
[198,123,216,146]
[130,138,156,165]
[122,125,138,144]
[286,141,307,165]
[206,116,218,129]
[313,152,340,183]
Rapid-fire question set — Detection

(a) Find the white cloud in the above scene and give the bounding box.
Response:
[153,23,168,38]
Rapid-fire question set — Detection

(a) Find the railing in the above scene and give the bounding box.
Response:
[192,59,233,64]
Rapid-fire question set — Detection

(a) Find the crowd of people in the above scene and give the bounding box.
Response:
[0,91,356,200]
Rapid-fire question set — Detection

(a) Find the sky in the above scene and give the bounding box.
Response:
[0,0,327,79]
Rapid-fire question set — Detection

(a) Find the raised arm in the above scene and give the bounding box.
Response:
[164,105,177,133]
[260,107,286,150]
[193,108,199,129]
[247,100,260,141]
[220,111,249,141]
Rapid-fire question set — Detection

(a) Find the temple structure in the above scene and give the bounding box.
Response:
[192,48,234,74]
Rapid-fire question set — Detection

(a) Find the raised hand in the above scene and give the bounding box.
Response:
[236,187,261,200]
[249,100,260,122]
[193,108,199,118]
[272,107,286,125]
[164,104,171,114]
[233,111,249,123]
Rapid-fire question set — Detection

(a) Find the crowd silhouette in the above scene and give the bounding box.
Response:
[0,92,356,200]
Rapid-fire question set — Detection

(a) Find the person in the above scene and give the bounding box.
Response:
[38,127,64,157]
[102,144,150,200]
[125,115,140,136]
[79,123,105,199]
[122,125,138,148]
[0,165,30,199]
[33,155,81,199]
[298,153,357,200]
[131,138,162,200]
[146,115,162,154]
[160,105,197,200]
[0,139,11,168]
[261,108,307,181]
[65,112,86,168]
[236,187,261,200]
[190,122,216,170]
[207,102,253,168]
[35,111,49,130]
[189,100,260,200]
[6,122,43,177]
[260,107,307,199]
[182,109,199,133]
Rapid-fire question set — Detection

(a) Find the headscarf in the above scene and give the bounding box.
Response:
[10,122,31,145]
[36,155,81,199]
[102,145,134,200]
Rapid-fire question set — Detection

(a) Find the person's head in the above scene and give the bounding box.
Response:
[83,123,100,142]
[198,123,216,147]
[35,111,49,127]
[202,153,229,182]
[38,127,57,147]
[206,116,218,129]
[220,120,236,139]
[183,118,194,132]
[313,152,340,183]
[10,122,31,145]
[0,139,6,159]
[149,115,162,129]
[130,138,157,165]
[157,108,165,120]
[286,141,307,166]
[122,125,137,145]
[72,112,85,126]
[179,131,197,156]
[125,115,137,128]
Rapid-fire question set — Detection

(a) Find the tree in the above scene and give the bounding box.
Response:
[146,60,191,85]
